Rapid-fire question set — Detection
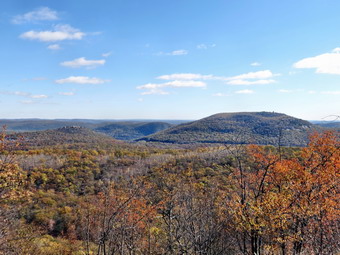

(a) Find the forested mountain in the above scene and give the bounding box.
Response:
[0,119,175,141]
[139,112,318,146]
[0,119,101,131]
[94,121,172,140]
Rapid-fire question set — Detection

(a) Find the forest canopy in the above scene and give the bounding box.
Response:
[0,128,339,255]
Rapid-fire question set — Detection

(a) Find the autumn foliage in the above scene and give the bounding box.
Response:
[0,129,338,254]
[227,131,339,254]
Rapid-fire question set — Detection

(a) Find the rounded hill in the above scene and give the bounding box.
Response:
[139,112,317,146]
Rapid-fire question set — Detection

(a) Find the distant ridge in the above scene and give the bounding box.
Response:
[0,119,177,140]
[95,122,172,140]
[138,112,318,146]
[8,126,116,147]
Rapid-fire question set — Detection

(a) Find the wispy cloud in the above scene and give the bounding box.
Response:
[197,43,216,50]
[157,73,215,80]
[294,48,340,75]
[156,49,188,56]
[157,70,278,85]
[55,76,110,84]
[20,24,85,42]
[235,89,254,94]
[30,94,48,99]
[278,89,293,93]
[102,52,112,57]
[321,91,340,95]
[12,7,58,24]
[22,77,47,82]
[139,70,278,95]
[59,92,75,96]
[227,79,276,85]
[171,49,188,55]
[60,57,105,69]
[138,80,206,89]
[20,100,37,105]
[250,62,261,66]
[227,70,277,80]
[0,91,48,99]
[47,44,61,50]
[226,70,279,85]
[137,80,206,95]
[213,92,228,97]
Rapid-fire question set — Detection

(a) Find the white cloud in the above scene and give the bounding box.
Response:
[227,70,278,80]
[251,62,261,66]
[156,70,278,85]
[55,76,109,84]
[235,89,254,94]
[293,48,340,75]
[213,92,228,97]
[197,44,208,50]
[12,7,58,24]
[1,91,48,99]
[102,52,112,57]
[138,69,278,95]
[138,80,206,90]
[61,57,105,68]
[157,49,188,56]
[225,70,279,86]
[47,44,61,50]
[20,24,85,42]
[166,80,206,87]
[59,92,75,96]
[30,94,48,99]
[137,80,206,95]
[197,43,216,50]
[308,90,317,94]
[157,73,215,80]
[12,91,30,97]
[321,91,340,95]
[171,49,188,56]
[227,79,276,85]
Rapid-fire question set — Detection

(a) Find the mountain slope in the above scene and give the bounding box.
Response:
[95,122,172,140]
[139,112,317,146]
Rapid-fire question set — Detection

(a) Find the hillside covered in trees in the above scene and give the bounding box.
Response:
[0,123,339,254]
[0,119,175,141]
[140,112,318,146]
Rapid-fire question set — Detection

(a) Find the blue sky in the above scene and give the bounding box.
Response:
[1,0,340,120]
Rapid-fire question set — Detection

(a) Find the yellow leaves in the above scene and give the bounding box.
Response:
[150,226,163,236]
[29,235,88,255]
